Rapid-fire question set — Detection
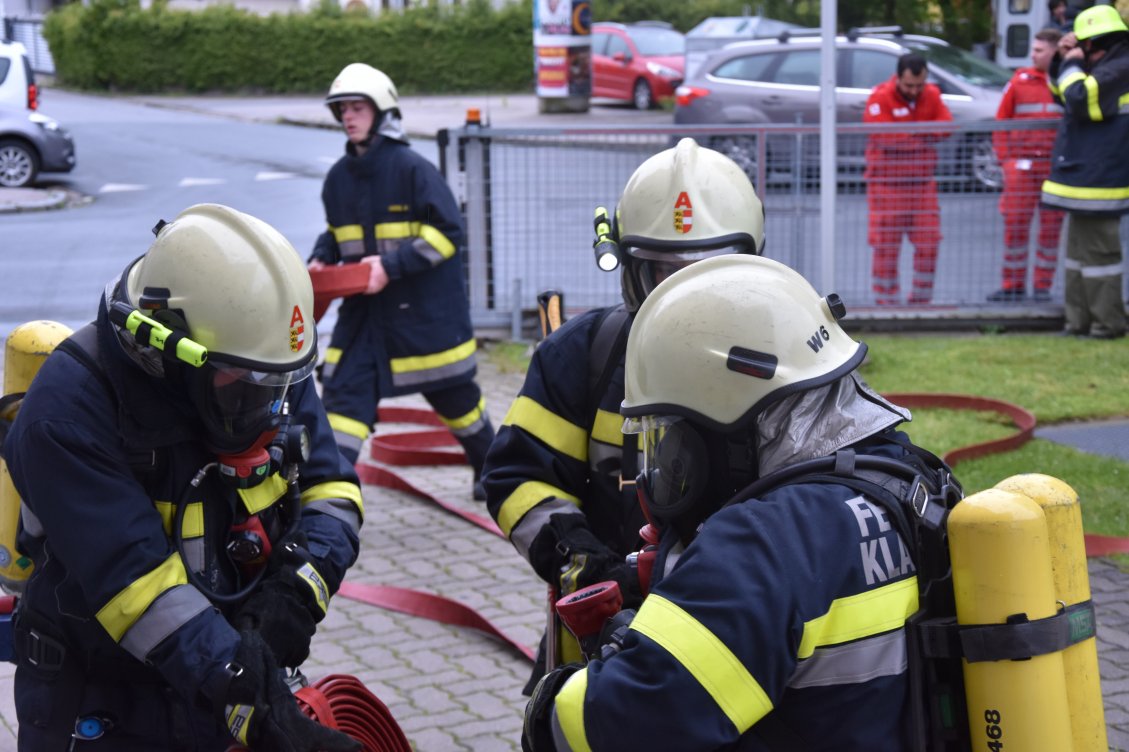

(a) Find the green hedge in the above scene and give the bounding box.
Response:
[43,0,537,93]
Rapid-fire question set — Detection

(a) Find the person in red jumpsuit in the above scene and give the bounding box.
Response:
[989,28,1066,303]
[864,53,953,305]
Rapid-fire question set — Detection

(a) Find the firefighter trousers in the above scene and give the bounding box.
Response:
[1063,213,1126,337]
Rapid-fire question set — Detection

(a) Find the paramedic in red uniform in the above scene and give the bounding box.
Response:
[864,53,953,306]
[988,28,1066,303]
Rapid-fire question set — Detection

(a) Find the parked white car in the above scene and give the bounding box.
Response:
[0,40,38,111]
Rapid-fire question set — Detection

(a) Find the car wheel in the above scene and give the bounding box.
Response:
[632,79,654,110]
[0,139,40,188]
[967,136,1003,191]
[711,136,759,188]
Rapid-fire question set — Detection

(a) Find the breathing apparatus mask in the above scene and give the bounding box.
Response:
[624,414,755,538]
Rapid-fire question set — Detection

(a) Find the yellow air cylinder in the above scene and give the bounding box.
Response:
[995,474,1107,752]
[948,488,1073,751]
[0,321,73,592]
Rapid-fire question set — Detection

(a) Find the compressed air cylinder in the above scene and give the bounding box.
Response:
[0,321,73,592]
[995,474,1107,752]
[948,488,1073,751]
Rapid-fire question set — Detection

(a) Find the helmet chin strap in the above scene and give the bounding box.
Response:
[215,429,279,489]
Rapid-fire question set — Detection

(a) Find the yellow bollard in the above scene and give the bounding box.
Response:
[995,474,1107,752]
[0,321,73,592]
[948,488,1074,751]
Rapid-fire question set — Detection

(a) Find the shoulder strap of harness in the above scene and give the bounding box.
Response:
[54,323,159,474]
[586,304,638,498]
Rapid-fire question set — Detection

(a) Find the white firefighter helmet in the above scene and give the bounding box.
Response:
[325,63,399,122]
[120,203,317,452]
[621,254,864,432]
[614,137,766,311]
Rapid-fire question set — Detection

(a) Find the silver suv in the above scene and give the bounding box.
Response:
[674,30,1012,188]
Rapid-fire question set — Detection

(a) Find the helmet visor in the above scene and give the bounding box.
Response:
[624,243,750,300]
[623,414,702,519]
[193,358,316,452]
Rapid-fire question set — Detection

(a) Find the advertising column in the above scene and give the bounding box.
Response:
[534,0,591,113]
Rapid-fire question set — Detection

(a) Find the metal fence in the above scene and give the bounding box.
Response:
[2,16,53,75]
[439,119,1129,337]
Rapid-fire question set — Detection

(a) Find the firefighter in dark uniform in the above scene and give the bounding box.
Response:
[4,205,362,751]
[1041,5,1129,339]
[523,254,941,751]
[309,63,495,495]
[481,138,766,690]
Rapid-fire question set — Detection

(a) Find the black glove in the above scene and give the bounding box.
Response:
[222,631,360,752]
[522,663,583,752]
[531,515,641,607]
[235,535,330,668]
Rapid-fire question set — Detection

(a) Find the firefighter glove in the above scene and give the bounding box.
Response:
[222,630,360,752]
[522,663,583,752]
[535,514,641,607]
[235,534,330,668]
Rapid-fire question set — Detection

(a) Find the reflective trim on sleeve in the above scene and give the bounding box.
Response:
[297,561,330,616]
[301,480,365,528]
[1085,76,1102,121]
[389,339,477,388]
[630,593,774,733]
[328,412,372,441]
[553,668,592,752]
[118,583,212,661]
[497,481,581,539]
[374,222,456,263]
[1121,93,1129,113]
[96,551,191,642]
[510,496,584,558]
[798,576,919,660]
[1058,70,1086,93]
[237,473,287,515]
[438,397,488,437]
[325,347,343,364]
[154,500,204,538]
[590,408,626,447]
[331,224,364,242]
[502,396,588,463]
[788,628,907,689]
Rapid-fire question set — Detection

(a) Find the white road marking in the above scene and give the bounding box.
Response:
[99,183,147,193]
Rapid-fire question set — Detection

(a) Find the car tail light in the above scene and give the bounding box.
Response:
[675,86,710,108]
[27,83,38,110]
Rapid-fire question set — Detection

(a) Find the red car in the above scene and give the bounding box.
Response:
[591,22,685,110]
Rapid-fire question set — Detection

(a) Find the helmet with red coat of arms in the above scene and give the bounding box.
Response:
[612,137,766,311]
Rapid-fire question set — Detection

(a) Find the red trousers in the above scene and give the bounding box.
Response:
[998,158,1064,292]
[868,180,941,304]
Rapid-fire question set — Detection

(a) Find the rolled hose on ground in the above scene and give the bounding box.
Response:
[227,673,412,752]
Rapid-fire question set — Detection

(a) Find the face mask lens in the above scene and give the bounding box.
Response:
[637,416,703,518]
[626,243,749,299]
[192,363,299,452]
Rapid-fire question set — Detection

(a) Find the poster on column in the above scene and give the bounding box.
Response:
[534,0,591,99]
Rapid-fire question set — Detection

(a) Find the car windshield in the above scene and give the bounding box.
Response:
[628,27,686,56]
[903,40,1012,88]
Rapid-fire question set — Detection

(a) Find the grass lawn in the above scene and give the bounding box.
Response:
[485,331,1129,537]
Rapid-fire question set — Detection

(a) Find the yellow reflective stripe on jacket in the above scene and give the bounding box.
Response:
[502,396,588,462]
[154,500,204,538]
[390,339,476,375]
[1059,70,1086,94]
[630,594,774,732]
[325,347,343,365]
[375,222,456,260]
[1085,76,1102,121]
[798,576,919,659]
[1121,93,1129,113]
[329,412,371,440]
[497,480,580,537]
[301,480,364,509]
[1042,180,1129,200]
[331,224,364,243]
[238,473,288,515]
[440,397,486,431]
[97,552,189,641]
[590,409,626,447]
[554,668,594,752]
